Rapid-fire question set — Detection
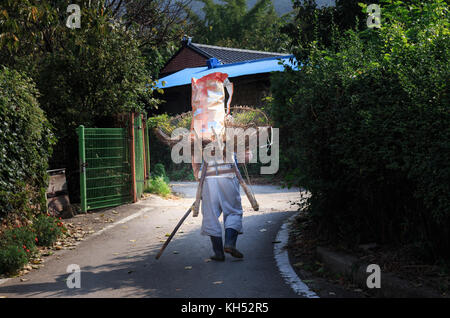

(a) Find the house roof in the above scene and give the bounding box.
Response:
[188,42,287,64]
[159,37,290,76]
[156,55,297,89]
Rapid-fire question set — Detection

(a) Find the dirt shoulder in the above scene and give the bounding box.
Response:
[287,212,449,298]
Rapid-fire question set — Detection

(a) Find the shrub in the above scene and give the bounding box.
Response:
[0,224,39,275]
[32,214,66,247]
[0,66,55,221]
[1,226,38,256]
[168,164,196,181]
[270,0,450,260]
[153,163,170,183]
[145,176,172,198]
[0,244,29,275]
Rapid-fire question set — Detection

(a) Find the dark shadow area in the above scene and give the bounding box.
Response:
[0,210,300,298]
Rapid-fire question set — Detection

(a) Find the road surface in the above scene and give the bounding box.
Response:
[0,182,303,298]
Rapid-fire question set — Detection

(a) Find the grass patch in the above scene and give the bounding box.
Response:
[145,176,172,198]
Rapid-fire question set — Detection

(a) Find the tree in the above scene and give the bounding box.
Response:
[283,0,382,60]
[104,0,195,75]
[106,0,194,47]
[270,0,450,260]
[186,0,290,52]
[0,0,162,200]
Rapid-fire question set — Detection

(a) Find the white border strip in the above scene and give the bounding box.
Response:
[274,214,319,298]
[0,207,154,287]
[90,207,153,238]
[0,278,10,286]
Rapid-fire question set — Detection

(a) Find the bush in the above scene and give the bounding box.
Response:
[0,66,55,221]
[0,244,29,275]
[168,164,196,181]
[1,226,38,256]
[270,0,450,260]
[153,163,170,183]
[0,224,39,275]
[32,214,66,247]
[145,176,172,198]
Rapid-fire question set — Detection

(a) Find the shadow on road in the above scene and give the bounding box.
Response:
[0,210,300,298]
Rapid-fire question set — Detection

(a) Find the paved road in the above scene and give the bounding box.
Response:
[0,182,302,298]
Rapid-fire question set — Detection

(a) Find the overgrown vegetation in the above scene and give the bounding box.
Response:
[147,114,196,181]
[271,0,450,261]
[0,215,66,275]
[0,66,55,222]
[0,1,173,271]
[186,0,291,52]
[32,214,67,247]
[0,0,168,203]
[145,163,172,197]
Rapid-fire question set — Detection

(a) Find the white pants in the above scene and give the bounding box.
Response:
[201,176,243,237]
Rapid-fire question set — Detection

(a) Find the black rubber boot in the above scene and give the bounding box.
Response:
[209,236,225,261]
[224,228,244,258]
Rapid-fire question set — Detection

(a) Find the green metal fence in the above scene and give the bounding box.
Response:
[134,115,145,198]
[144,114,151,183]
[78,125,132,212]
[77,113,150,212]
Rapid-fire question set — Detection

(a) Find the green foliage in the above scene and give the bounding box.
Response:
[187,0,291,52]
[148,114,193,180]
[271,0,450,260]
[0,214,66,274]
[0,224,40,275]
[153,163,170,183]
[145,176,172,197]
[149,113,179,136]
[0,244,29,275]
[0,1,162,201]
[285,0,382,60]
[0,66,55,220]
[1,226,38,255]
[145,162,172,197]
[168,165,196,181]
[32,214,66,247]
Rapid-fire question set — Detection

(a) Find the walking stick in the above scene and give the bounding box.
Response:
[192,162,208,217]
[232,162,259,211]
[155,203,194,260]
[155,162,208,259]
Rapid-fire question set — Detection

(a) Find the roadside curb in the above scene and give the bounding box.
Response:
[316,246,444,298]
[274,214,319,298]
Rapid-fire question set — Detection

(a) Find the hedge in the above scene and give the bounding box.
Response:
[270,0,450,260]
[0,66,55,221]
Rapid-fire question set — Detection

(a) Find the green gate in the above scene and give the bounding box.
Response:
[134,115,145,199]
[77,125,132,212]
[77,113,150,212]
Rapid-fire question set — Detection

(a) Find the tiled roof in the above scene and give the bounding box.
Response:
[189,42,287,64]
[156,55,297,89]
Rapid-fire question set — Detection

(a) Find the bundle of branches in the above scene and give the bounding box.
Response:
[153,106,272,151]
